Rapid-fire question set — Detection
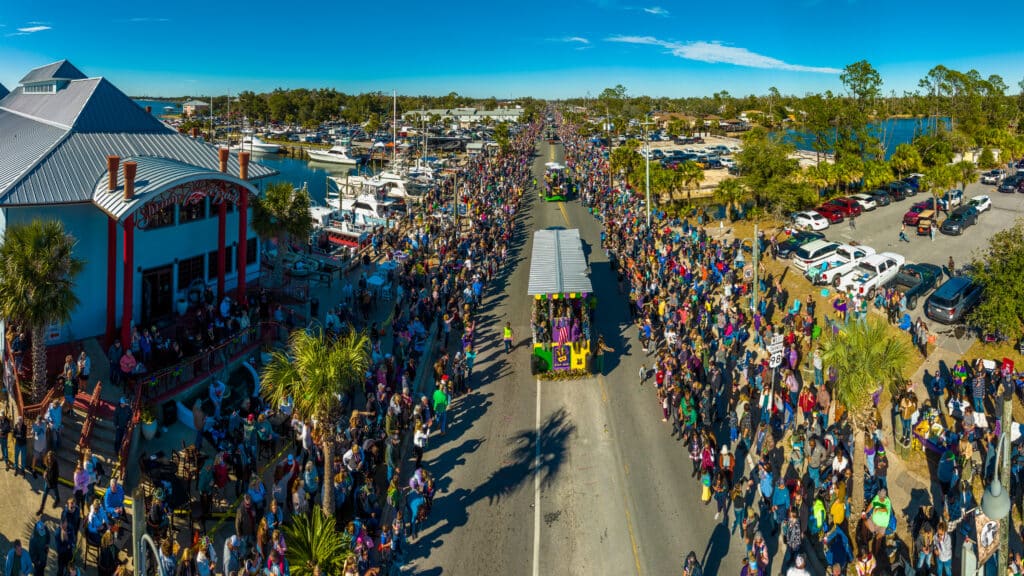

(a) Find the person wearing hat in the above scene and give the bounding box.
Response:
[113,398,131,453]
[223,535,242,576]
[718,445,735,488]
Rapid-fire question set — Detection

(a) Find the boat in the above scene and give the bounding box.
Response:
[231,135,281,154]
[309,205,372,250]
[308,145,365,165]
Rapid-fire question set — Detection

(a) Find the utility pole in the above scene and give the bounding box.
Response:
[752,224,760,313]
[998,376,1013,576]
[641,118,654,227]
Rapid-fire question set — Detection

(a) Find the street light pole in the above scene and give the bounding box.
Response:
[752,224,759,313]
[998,376,1013,575]
[642,119,653,227]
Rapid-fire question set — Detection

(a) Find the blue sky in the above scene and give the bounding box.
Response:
[2,0,1023,98]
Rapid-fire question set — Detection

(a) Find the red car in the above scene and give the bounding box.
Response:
[822,197,863,217]
[902,200,932,225]
[814,205,845,223]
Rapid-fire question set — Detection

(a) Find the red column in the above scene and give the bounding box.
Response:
[106,217,117,344]
[237,190,249,304]
[217,201,227,300]
[120,215,135,347]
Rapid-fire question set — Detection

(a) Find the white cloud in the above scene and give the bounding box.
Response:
[17,25,51,33]
[643,6,669,16]
[562,36,590,44]
[606,36,841,73]
[127,17,171,22]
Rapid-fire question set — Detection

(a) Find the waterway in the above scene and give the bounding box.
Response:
[779,116,951,159]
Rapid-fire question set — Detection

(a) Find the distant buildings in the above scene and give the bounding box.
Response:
[182,99,210,116]
[401,107,523,126]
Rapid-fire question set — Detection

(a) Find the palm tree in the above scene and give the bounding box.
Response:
[713,178,746,221]
[953,159,976,193]
[261,327,371,515]
[921,164,955,212]
[0,220,84,400]
[820,318,910,431]
[251,182,312,287]
[680,160,705,202]
[284,508,353,576]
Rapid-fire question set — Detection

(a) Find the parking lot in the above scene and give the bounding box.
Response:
[812,179,1024,353]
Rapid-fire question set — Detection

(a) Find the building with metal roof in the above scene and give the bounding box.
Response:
[528,228,593,296]
[0,60,278,347]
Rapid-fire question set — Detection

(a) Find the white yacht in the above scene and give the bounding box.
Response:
[308,145,364,165]
[231,135,281,154]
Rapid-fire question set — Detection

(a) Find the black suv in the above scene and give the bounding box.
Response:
[939,205,979,235]
[867,189,893,206]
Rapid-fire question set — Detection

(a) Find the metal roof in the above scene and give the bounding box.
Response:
[19,60,86,85]
[0,131,276,206]
[0,111,67,197]
[0,78,167,132]
[528,228,593,296]
[0,60,276,207]
[92,156,257,222]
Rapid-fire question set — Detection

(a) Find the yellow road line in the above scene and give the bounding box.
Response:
[598,372,609,404]
[559,202,571,227]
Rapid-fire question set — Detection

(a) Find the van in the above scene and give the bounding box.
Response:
[916,210,936,235]
[792,240,840,271]
[924,276,982,324]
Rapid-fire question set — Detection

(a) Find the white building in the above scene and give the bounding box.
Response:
[402,107,523,126]
[0,60,276,348]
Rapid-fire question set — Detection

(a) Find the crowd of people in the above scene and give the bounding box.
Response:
[131,122,542,576]
[557,116,1024,575]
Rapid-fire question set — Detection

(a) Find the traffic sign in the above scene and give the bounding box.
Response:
[768,334,785,368]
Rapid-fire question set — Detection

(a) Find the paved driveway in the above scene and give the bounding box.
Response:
[815,180,1024,352]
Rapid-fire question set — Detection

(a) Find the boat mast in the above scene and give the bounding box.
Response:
[392,89,398,165]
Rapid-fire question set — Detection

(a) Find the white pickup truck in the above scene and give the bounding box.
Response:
[835,252,907,295]
[807,244,877,285]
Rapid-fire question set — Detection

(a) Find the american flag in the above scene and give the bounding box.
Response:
[554,318,570,345]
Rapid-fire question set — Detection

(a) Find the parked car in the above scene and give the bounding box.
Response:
[903,174,924,191]
[886,181,914,200]
[937,189,964,211]
[925,276,982,324]
[866,189,893,206]
[814,205,845,223]
[967,195,992,213]
[822,197,863,217]
[940,205,979,235]
[793,240,841,271]
[810,244,878,286]
[885,263,942,310]
[980,169,1005,185]
[720,158,736,169]
[997,174,1023,193]
[792,211,830,231]
[849,193,878,211]
[651,149,665,160]
[776,230,826,259]
[836,252,906,295]
[902,201,933,226]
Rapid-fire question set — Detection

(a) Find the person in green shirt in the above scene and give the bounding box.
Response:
[432,378,450,435]
[863,487,892,537]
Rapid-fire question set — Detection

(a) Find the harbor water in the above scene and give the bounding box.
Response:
[779,117,951,159]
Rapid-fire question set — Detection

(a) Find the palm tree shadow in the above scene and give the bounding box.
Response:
[476,407,576,505]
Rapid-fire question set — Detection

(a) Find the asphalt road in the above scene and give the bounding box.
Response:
[406,141,748,576]
[814,180,1024,354]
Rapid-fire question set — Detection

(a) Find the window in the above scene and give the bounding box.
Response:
[246,237,258,266]
[23,83,56,94]
[207,248,234,280]
[180,198,207,223]
[178,255,205,290]
[147,204,175,229]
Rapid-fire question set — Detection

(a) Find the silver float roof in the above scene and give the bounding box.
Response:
[528,228,593,296]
